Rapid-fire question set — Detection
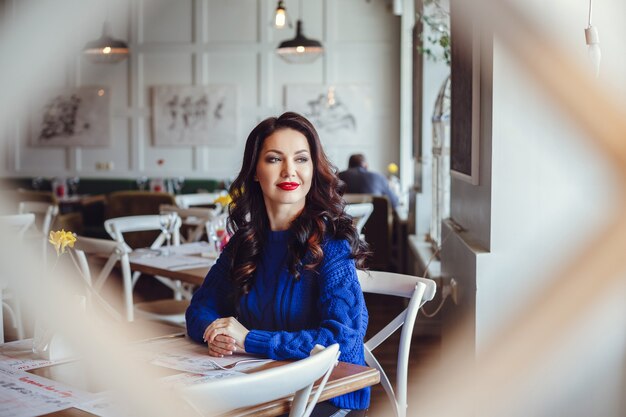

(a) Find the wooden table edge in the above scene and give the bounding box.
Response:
[223,363,380,417]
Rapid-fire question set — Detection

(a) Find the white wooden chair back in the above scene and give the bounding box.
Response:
[345,203,374,236]
[357,270,437,417]
[104,214,182,249]
[175,193,222,209]
[18,201,59,269]
[159,204,220,243]
[181,344,340,417]
[0,213,35,240]
[18,201,58,236]
[69,236,128,321]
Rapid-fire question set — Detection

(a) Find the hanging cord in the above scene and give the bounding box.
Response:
[587,0,593,28]
[419,226,454,318]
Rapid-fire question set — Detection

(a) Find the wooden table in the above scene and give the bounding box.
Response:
[129,256,209,287]
[26,326,379,417]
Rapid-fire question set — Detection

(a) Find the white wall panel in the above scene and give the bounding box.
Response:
[142,54,194,106]
[79,60,129,110]
[80,118,131,173]
[18,134,67,175]
[142,0,193,43]
[206,144,246,179]
[207,0,257,42]
[335,0,398,42]
[141,119,194,174]
[334,45,399,115]
[207,52,257,105]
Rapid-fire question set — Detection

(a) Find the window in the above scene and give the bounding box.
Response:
[429,75,451,250]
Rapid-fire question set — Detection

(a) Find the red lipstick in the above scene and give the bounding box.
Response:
[277,182,299,191]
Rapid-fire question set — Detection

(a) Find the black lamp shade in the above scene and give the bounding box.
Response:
[276,20,323,64]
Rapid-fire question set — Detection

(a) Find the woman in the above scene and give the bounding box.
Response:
[185,112,370,416]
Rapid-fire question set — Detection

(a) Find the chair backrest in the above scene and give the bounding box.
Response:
[18,201,59,236]
[159,204,220,243]
[104,214,182,250]
[175,193,222,209]
[180,344,340,417]
[106,191,177,248]
[357,270,436,417]
[344,194,393,269]
[0,213,36,240]
[345,203,374,236]
[69,236,129,321]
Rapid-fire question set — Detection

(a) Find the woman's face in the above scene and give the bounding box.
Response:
[255,128,313,215]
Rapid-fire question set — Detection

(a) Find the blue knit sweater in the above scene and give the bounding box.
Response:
[185,230,370,410]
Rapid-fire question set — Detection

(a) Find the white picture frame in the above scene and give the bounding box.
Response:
[30,86,111,147]
[152,85,237,147]
[285,84,372,147]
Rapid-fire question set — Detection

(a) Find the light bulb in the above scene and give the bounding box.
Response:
[275,1,286,28]
[585,26,601,77]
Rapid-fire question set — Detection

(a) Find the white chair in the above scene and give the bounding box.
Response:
[68,236,129,322]
[0,213,36,240]
[18,201,59,267]
[345,203,374,237]
[175,192,223,209]
[159,204,220,243]
[357,270,437,417]
[17,201,59,235]
[0,214,35,342]
[180,343,340,417]
[104,214,189,326]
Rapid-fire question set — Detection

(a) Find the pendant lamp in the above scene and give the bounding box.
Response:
[83,21,129,64]
[276,19,323,63]
[274,1,287,28]
[276,0,323,64]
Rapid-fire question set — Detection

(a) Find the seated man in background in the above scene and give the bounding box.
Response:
[338,154,399,209]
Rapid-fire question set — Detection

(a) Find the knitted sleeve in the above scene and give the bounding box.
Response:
[185,246,236,343]
[244,239,368,365]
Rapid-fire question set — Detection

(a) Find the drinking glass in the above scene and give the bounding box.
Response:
[172,176,185,194]
[136,176,148,191]
[67,177,80,196]
[32,176,43,191]
[159,214,173,256]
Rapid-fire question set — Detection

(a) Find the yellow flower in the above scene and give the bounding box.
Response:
[48,230,77,256]
[387,163,399,175]
[213,194,232,207]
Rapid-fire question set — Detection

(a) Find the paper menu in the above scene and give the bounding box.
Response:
[132,336,271,375]
[0,364,94,417]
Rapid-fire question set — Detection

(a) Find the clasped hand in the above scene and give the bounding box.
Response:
[203,316,250,357]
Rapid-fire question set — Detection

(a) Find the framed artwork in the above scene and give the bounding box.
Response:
[30,86,111,147]
[450,0,480,185]
[152,85,237,147]
[285,84,372,146]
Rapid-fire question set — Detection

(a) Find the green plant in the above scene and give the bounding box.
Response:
[417,0,450,66]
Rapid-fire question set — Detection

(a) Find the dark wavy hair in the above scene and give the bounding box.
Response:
[226,112,369,300]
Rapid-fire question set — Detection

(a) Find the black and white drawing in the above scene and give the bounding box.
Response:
[152,85,237,146]
[285,84,371,146]
[31,87,110,147]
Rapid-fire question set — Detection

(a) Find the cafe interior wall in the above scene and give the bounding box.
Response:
[0,0,400,182]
